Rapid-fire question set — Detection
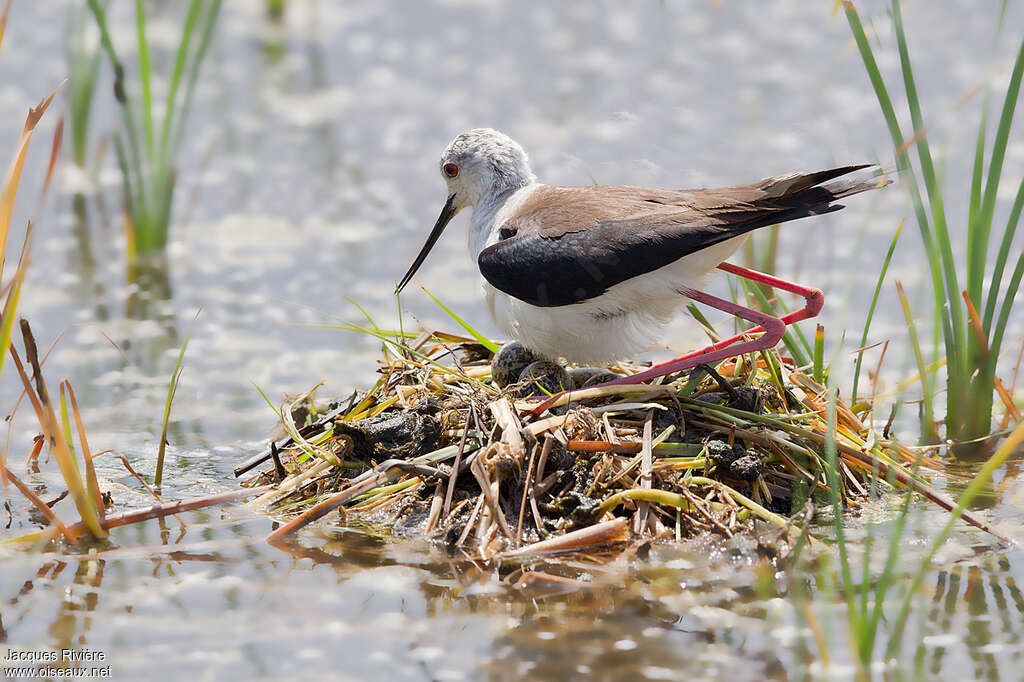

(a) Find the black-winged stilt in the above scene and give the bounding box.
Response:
[397,128,885,386]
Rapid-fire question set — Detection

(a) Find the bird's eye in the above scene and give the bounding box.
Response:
[443,163,459,178]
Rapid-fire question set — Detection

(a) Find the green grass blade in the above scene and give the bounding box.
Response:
[58,384,78,467]
[167,0,221,164]
[253,381,340,466]
[989,251,1024,361]
[310,323,418,340]
[88,0,221,254]
[844,3,952,407]
[982,175,1024,329]
[396,288,406,344]
[844,5,905,164]
[134,0,155,162]
[973,34,1024,305]
[159,0,203,167]
[812,324,824,384]
[857,520,875,654]
[66,2,107,166]
[759,347,785,395]
[335,321,496,392]
[155,308,201,487]
[0,234,32,385]
[890,0,953,252]
[862,449,919,661]
[890,0,965,368]
[345,296,381,332]
[420,285,499,353]
[686,302,716,335]
[968,95,989,232]
[896,282,936,440]
[87,0,149,247]
[844,0,936,262]
[851,222,902,403]
[823,381,859,655]
[112,134,141,253]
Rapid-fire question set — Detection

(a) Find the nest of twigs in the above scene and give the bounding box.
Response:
[237,330,988,559]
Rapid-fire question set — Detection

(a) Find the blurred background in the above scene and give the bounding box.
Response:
[0,1,1022,679]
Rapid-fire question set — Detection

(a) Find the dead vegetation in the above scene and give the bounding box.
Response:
[237,328,1001,560]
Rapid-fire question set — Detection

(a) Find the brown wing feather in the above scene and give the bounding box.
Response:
[480,166,884,307]
[502,185,765,240]
[501,164,875,240]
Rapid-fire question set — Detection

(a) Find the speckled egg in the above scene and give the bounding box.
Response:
[567,366,621,388]
[516,360,573,397]
[491,341,541,388]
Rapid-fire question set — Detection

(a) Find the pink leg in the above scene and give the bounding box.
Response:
[600,263,823,386]
[600,288,785,386]
[716,262,824,325]
[529,264,823,414]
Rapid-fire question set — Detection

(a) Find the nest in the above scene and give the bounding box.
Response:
[237,330,943,560]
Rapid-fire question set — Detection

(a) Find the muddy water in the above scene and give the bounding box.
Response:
[1,0,1023,679]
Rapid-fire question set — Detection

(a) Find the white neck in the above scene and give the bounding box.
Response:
[467,183,535,258]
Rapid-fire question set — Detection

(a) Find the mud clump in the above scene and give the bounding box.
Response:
[332,398,441,461]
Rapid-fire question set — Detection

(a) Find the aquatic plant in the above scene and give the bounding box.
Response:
[154,308,201,488]
[792,380,1024,677]
[86,0,221,256]
[0,101,58,388]
[7,321,107,541]
[0,2,62,484]
[0,42,242,538]
[66,1,105,167]
[4,314,265,544]
[0,9,104,542]
[735,218,902,405]
[844,0,1024,452]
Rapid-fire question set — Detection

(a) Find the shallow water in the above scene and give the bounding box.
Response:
[1,0,1023,679]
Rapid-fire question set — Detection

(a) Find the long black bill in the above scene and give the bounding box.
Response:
[396,193,458,295]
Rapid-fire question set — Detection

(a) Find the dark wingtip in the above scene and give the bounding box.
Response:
[804,163,876,188]
[759,163,882,199]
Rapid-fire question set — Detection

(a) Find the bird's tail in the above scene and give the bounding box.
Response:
[756,164,890,215]
[821,172,893,200]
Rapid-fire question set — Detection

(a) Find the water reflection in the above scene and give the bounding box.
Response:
[1,513,1024,680]
[918,561,1024,681]
[69,195,99,303]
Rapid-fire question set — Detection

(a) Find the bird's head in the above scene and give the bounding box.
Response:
[397,129,535,294]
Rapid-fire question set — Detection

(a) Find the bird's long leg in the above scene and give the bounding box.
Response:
[530,263,822,414]
[715,262,824,326]
[600,263,823,386]
[599,287,787,386]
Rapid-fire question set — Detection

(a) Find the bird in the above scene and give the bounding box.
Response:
[397,128,885,386]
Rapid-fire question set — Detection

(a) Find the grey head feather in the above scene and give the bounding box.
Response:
[441,128,536,203]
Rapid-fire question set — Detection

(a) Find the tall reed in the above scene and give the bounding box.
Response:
[844,0,1024,452]
[86,0,221,255]
[66,2,105,167]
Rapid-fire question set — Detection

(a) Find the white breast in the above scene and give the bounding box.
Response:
[480,234,750,363]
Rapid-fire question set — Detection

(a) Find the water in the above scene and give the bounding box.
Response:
[1,0,1023,679]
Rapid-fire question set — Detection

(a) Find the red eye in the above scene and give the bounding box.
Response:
[443,163,459,178]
